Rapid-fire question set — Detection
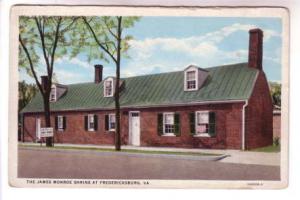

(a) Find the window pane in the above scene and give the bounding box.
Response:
[164,113,174,124]
[88,115,94,130]
[105,81,112,96]
[165,124,174,133]
[109,114,116,130]
[196,124,208,133]
[187,80,196,89]
[187,71,196,80]
[58,116,63,129]
[110,114,115,123]
[197,112,209,124]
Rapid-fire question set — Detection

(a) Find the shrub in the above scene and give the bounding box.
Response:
[273,137,280,146]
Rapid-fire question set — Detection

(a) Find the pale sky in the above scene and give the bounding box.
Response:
[20,17,282,84]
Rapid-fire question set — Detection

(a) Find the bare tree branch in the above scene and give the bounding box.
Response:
[34,17,51,75]
[19,34,44,97]
[82,17,117,63]
[49,17,62,85]
[103,18,118,39]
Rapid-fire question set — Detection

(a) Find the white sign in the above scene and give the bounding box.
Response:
[40,127,54,137]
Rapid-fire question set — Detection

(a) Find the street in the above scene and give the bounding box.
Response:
[18,147,280,180]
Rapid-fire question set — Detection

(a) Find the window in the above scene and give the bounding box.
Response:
[109,114,116,131]
[49,86,56,102]
[104,79,113,97]
[55,116,66,131]
[193,111,216,137]
[163,113,175,135]
[184,69,198,91]
[186,71,196,89]
[196,111,209,135]
[84,115,98,132]
[57,116,64,130]
[88,114,95,131]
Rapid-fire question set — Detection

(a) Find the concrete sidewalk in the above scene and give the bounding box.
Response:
[19,142,280,166]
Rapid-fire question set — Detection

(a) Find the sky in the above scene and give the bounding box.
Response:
[20,17,282,84]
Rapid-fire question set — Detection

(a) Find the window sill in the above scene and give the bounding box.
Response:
[162,133,176,137]
[184,88,198,91]
[57,129,64,132]
[193,133,211,137]
[88,129,95,132]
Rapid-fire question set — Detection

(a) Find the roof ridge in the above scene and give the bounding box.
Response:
[58,62,249,86]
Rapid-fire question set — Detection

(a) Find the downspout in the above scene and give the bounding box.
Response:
[242,100,248,150]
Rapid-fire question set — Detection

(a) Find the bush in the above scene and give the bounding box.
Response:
[273,137,280,146]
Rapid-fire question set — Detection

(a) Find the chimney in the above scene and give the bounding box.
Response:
[248,28,263,70]
[41,75,49,92]
[94,65,103,83]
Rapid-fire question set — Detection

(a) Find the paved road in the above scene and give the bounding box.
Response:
[18,147,280,180]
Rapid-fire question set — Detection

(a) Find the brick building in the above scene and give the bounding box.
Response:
[20,28,273,150]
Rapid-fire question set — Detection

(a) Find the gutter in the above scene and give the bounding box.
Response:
[242,100,248,151]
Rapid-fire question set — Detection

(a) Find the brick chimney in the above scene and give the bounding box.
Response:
[41,75,49,92]
[94,65,103,83]
[248,28,263,70]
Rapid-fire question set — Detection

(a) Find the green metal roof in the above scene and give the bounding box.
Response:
[21,63,258,113]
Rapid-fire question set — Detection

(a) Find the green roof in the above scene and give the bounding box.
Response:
[21,63,258,113]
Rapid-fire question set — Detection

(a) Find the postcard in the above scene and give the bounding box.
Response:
[9,5,289,189]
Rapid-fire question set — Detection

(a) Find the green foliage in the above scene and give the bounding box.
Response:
[269,82,281,107]
[19,16,80,77]
[71,16,140,63]
[18,81,38,111]
[251,145,280,152]
[273,137,280,146]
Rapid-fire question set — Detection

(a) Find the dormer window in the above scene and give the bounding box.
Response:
[104,78,114,97]
[50,85,57,102]
[184,65,209,91]
[184,68,198,91]
[186,71,196,89]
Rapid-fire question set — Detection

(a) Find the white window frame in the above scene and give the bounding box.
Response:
[184,69,198,91]
[194,111,211,137]
[87,114,95,131]
[104,78,114,97]
[49,85,57,102]
[109,114,116,131]
[57,115,64,131]
[163,112,175,136]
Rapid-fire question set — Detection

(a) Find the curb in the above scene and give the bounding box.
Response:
[19,146,229,162]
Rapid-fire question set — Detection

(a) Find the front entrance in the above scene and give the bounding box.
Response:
[129,111,140,146]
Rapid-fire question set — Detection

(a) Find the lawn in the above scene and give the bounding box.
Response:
[18,144,221,156]
[250,145,280,153]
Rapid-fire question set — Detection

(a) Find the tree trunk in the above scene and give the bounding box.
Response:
[114,17,122,151]
[43,95,53,147]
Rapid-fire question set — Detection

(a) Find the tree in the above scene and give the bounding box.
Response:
[18,81,38,112]
[77,16,140,151]
[269,82,281,107]
[19,16,78,146]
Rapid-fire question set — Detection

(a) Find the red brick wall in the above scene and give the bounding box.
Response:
[23,111,122,145]
[138,104,243,149]
[23,103,244,149]
[245,71,273,149]
[273,113,281,139]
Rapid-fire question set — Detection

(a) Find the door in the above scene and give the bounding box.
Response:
[129,112,140,146]
[36,118,41,141]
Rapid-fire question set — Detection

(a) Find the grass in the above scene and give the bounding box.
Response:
[18,144,221,156]
[250,145,280,153]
